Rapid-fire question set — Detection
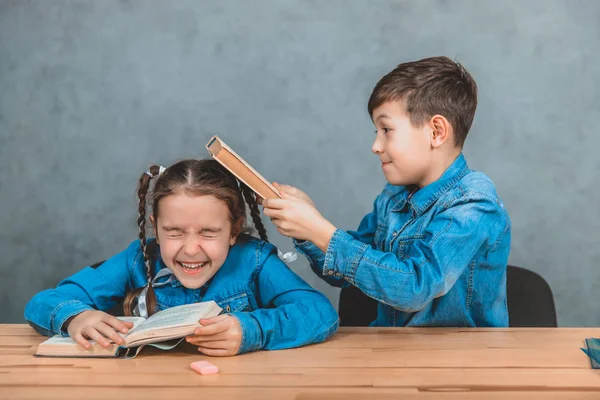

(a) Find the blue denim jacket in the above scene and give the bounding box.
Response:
[25,234,339,353]
[295,154,511,327]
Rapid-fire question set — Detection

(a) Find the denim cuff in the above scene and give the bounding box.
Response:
[293,238,326,264]
[323,229,369,283]
[232,312,263,354]
[51,300,94,336]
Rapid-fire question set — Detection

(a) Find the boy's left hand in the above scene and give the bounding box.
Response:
[185,315,242,356]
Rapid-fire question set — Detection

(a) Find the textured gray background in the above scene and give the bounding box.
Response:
[1,0,598,326]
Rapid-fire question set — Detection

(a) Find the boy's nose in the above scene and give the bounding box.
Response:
[372,136,384,155]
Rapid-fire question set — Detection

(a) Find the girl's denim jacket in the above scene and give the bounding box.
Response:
[25,234,339,353]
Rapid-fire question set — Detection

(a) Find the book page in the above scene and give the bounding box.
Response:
[41,336,81,345]
[127,301,222,336]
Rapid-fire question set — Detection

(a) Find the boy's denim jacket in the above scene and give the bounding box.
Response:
[296,154,511,327]
[25,234,339,353]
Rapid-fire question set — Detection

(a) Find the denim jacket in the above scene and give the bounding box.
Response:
[295,154,511,327]
[25,234,339,353]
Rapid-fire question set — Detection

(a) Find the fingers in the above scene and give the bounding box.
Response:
[82,326,112,348]
[194,340,230,349]
[261,198,286,210]
[194,318,230,336]
[96,322,125,345]
[262,207,285,219]
[104,315,132,334]
[186,335,227,345]
[274,183,298,194]
[72,332,92,350]
[197,347,234,357]
[199,314,230,325]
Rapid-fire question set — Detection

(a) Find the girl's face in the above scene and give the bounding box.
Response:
[151,192,237,289]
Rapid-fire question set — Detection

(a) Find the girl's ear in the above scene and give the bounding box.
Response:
[150,215,159,244]
[230,219,244,246]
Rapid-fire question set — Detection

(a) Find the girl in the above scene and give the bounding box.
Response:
[25,159,339,356]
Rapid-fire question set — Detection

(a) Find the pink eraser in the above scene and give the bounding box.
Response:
[190,360,219,375]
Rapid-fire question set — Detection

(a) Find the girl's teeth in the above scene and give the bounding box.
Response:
[180,262,206,270]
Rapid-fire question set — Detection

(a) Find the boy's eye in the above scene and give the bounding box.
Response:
[166,233,183,238]
[201,234,219,239]
[382,128,391,134]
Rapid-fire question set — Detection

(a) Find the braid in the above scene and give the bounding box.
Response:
[137,165,160,282]
[240,183,268,242]
[124,165,160,316]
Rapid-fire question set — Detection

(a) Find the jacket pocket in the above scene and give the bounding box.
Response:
[393,235,425,259]
[217,292,252,313]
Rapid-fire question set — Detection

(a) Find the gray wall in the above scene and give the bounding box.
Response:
[1,0,598,326]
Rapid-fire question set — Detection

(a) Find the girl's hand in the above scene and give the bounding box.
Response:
[66,310,134,350]
[185,314,242,356]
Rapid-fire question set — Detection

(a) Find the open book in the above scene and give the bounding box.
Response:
[34,301,222,358]
[206,136,283,200]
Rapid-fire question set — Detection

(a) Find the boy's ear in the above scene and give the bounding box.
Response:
[428,115,452,148]
[149,215,159,244]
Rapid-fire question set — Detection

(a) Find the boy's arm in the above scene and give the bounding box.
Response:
[231,244,339,354]
[24,242,137,336]
[320,195,509,312]
[294,199,379,287]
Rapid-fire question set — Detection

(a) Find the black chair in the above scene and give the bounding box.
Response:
[506,265,557,327]
[338,265,558,327]
[338,285,378,327]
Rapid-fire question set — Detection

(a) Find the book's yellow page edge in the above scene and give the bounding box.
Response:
[206,136,283,199]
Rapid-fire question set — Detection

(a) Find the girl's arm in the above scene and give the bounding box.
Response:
[232,243,339,354]
[24,241,138,336]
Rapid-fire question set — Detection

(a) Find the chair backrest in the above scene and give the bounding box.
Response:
[506,265,557,327]
[338,284,378,327]
[338,265,557,327]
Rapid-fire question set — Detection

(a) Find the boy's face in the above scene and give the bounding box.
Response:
[151,193,236,289]
[371,101,433,187]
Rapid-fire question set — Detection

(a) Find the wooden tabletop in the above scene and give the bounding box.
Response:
[1,325,600,399]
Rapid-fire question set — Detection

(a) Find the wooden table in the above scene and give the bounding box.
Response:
[1,325,600,399]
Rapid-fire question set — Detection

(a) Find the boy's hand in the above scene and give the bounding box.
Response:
[272,182,315,207]
[262,196,337,252]
[185,315,242,356]
[66,310,134,350]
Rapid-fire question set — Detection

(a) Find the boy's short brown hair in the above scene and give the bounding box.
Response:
[368,56,478,147]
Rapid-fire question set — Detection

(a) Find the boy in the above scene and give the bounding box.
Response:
[263,56,511,327]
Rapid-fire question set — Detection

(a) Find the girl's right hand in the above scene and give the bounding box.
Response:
[66,310,134,350]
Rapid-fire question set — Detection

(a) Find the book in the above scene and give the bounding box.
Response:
[34,301,223,358]
[206,136,283,200]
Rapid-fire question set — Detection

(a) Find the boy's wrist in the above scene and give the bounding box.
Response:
[310,218,337,253]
